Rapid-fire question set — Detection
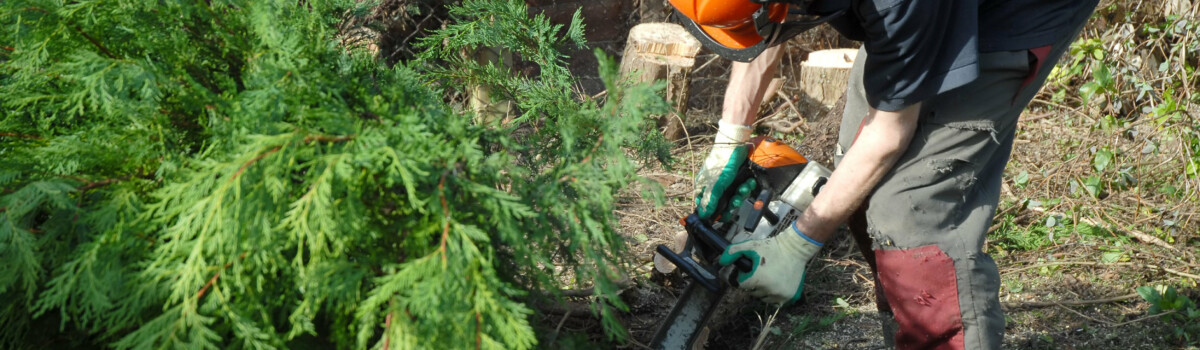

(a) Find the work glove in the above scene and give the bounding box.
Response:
[695,121,753,220]
[719,221,823,305]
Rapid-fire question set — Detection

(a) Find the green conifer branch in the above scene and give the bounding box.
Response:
[70,25,115,59]
[0,0,671,347]
[0,133,41,140]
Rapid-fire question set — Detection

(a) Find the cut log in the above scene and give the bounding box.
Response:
[619,23,701,141]
[652,230,690,274]
[469,46,514,125]
[800,48,858,108]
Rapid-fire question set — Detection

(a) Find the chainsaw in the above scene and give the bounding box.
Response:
[649,137,831,350]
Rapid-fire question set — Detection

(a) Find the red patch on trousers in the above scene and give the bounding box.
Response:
[1014,44,1053,103]
[1022,45,1053,89]
[876,245,965,350]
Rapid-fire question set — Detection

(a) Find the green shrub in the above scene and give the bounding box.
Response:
[0,0,669,348]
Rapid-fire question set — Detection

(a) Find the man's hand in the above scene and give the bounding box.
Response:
[695,121,753,220]
[719,221,823,305]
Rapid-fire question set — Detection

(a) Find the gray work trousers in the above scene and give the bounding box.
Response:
[834,8,1097,350]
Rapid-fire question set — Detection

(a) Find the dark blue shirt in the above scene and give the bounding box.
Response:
[832,0,1098,111]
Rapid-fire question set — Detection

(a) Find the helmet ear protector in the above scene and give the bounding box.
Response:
[670,0,848,62]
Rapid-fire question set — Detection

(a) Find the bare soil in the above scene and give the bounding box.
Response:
[559,70,1200,349]
[590,110,1200,349]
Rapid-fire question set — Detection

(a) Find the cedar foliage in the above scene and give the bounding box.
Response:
[0,0,670,348]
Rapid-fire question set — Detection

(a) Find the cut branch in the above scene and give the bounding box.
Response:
[1002,260,1200,280]
[1004,293,1139,309]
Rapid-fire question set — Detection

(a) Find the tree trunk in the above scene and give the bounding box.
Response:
[619,23,701,141]
[800,48,858,108]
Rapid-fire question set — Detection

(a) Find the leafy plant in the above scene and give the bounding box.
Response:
[0,0,669,349]
[1079,63,1114,104]
[784,312,846,338]
[1137,285,1200,345]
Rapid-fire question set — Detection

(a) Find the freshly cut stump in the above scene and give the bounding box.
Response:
[469,46,514,125]
[800,48,858,108]
[619,23,701,141]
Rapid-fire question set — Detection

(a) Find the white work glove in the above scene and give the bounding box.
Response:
[695,121,753,220]
[719,221,823,305]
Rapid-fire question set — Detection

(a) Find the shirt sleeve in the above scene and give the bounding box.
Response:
[856,0,980,111]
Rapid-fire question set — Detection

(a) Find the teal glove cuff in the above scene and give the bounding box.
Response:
[696,145,749,219]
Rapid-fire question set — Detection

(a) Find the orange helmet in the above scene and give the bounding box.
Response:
[669,0,848,62]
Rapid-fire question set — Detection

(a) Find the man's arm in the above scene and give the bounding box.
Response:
[720,43,919,242]
[721,43,920,241]
[721,45,785,126]
[793,103,921,242]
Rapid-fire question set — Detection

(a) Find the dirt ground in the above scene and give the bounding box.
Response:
[594,109,1199,350]
[584,51,1200,348]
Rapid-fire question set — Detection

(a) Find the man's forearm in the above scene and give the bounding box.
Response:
[794,103,921,242]
[721,45,784,126]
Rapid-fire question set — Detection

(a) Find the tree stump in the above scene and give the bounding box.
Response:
[800,48,858,108]
[619,23,701,141]
[469,46,514,125]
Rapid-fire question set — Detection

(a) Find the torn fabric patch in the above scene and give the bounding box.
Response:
[876,245,965,350]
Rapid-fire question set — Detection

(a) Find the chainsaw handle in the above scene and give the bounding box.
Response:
[683,214,754,274]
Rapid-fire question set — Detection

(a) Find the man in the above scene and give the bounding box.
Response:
[677,0,1101,348]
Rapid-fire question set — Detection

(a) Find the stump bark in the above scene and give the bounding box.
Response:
[619,23,701,141]
[800,48,858,108]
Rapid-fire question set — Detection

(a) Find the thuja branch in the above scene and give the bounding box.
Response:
[20,7,118,60]
[64,172,153,192]
[303,134,356,144]
[72,25,116,59]
[438,172,451,267]
[78,177,128,192]
[195,252,248,301]
[0,132,43,140]
[228,134,355,184]
[230,147,281,184]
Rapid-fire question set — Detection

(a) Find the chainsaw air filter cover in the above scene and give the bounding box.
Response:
[748,137,809,195]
